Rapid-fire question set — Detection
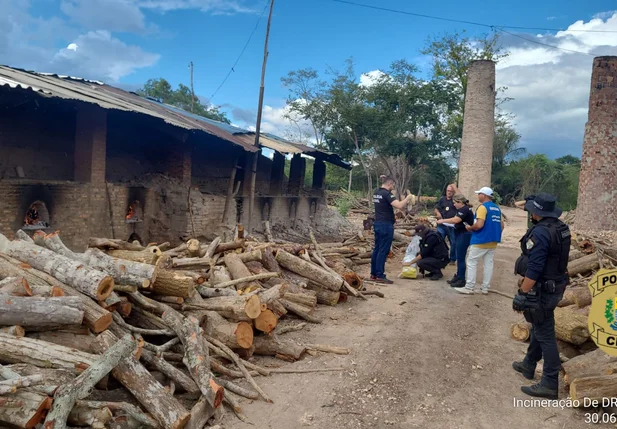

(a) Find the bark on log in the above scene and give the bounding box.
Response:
[305,282,340,306]
[554,306,590,345]
[125,306,170,331]
[567,253,600,278]
[268,299,288,318]
[0,390,51,429]
[27,331,95,352]
[510,321,532,342]
[80,248,157,288]
[68,405,113,429]
[152,270,196,298]
[0,334,97,373]
[224,253,260,292]
[278,299,321,323]
[183,295,261,322]
[254,309,278,334]
[172,257,213,269]
[106,247,162,265]
[90,331,190,429]
[0,276,30,295]
[0,296,84,328]
[569,249,584,262]
[203,311,253,350]
[0,325,25,337]
[185,395,215,429]
[276,250,342,291]
[75,400,159,428]
[88,238,145,251]
[186,239,201,258]
[562,349,617,385]
[1,238,114,301]
[261,247,281,274]
[140,349,199,394]
[569,287,592,307]
[161,310,224,410]
[2,364,74,388]
[253,334,306,362]
[570,373,617,402]
[283,293,317,309]
[210,266,232,286]
[198,287,237,298]
[43,334,135,429]
[215,240,244,254]
[205,272,279,291]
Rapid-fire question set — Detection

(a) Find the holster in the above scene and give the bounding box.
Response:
[522,286,544,324]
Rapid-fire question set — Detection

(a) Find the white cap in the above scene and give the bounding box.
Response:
[475,186,494,197]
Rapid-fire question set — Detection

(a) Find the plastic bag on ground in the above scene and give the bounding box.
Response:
[399,266,417,279]
[402,235,421,267]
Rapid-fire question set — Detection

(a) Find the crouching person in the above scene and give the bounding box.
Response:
[407,225,449,281]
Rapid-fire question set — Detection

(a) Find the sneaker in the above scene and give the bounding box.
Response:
[448,261,456,266]
[424,272,434,278]
[480,289,489,295]
[429,271,443,281]
[521,383,557,400]
[447,275,459,284]
[373,277,394,285]
[450,279,466,288]
[512,361,535,380]
[453,286,474,295]
[370,275,377,281]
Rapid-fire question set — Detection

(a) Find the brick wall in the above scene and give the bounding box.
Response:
[575,56,617,231]
[458,60,496,206]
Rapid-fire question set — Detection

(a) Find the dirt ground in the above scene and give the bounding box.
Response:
[225,207,606,429]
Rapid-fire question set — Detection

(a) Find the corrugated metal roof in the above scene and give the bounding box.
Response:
[0,65,351,168]
[0,65,257,152]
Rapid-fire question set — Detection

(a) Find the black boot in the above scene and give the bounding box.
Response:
[521,383,558,399]
[430,270,443,281]
[512,361,535,380]
[447,275,459,284]
[450,278,466,288]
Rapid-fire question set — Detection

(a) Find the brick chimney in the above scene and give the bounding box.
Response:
[458,60,496,207]
[574,56,617,231]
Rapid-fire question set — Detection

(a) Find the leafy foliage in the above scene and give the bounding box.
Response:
[137,78,230,124]
[606,299,614,324]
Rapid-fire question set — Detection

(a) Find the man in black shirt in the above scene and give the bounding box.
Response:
[434,184,458,264]
[407,224,449,280]
[371,176,413,284]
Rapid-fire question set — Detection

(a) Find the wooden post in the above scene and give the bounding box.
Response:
[221,159,239,225]
[247,150,260,234]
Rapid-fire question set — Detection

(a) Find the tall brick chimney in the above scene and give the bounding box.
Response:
[574,56,617,232]
[458,60,496,207]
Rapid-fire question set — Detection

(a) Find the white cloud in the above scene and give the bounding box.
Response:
[359,70,386,87]
[137,0,256,14]
[61,0,151,33]
[495,11,617,157]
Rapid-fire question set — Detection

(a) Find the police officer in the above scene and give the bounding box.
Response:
[512,193,571,399]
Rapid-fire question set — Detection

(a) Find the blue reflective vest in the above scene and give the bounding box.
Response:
[470,201,502,245]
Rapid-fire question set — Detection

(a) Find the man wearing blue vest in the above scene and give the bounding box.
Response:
[454,186,504,295]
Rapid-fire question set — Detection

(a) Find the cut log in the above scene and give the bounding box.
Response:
[152,295,185,304]
[261,247,281,274]
[343,272,363,290]
[253,334,306,361]
[276,250,342,291]
[140,349,199,394]
[569,249,584,262]
[126,306,170,331]
[554,306,590,345]
[279,298,320,323]
[510,321,532,342]
[90,331,190,429]
[570,373,617,402]
[172,256,213,269]
[284,293,317,308]
[268,299,288,318]
[106,246,162,265]
[305,343,350,355]
[43,333,135,429]
[210,266,232,286]
[0,325,25,337]
[184,395,215,429]
[68,405,113,428]
[567,253,600,278]
[152,270,195,298]
[215,240,244,254]
[0,390,51,429]
[305,282,340,306]
[76,400,159,428]
[569,287,592,307]
[224,253,260,292]
[256,283,287,304]
[186,239,201,258]
[0,333,97,373]
[198,287,238,298]
[203,311,253,350]
[0,296,84,328]
[562,349,617,385]
[205,272,279,291]
[3,364,75,387]
[88,238,145,251]
[183,294,261,321]
[27,331,95,352]
[1,238,114,301]
[161,310,224,410]
[254,309,278,334]
[0,276,31,295]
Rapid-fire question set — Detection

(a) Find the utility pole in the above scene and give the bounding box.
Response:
[189,61,195,113]
[248,0,275,233]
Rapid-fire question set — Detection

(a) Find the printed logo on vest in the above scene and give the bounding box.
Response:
[588,269,617,355]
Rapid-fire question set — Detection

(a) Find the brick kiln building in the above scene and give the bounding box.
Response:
[0,66,350,250]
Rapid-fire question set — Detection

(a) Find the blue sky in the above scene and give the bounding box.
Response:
[2,0,617,158]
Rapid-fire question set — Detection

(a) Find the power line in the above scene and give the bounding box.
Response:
[328,0,617,33]
[209,0,270,101]
[497,28,595,56]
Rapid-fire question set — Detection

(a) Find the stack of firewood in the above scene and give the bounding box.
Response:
[510,232,617,403]
[0,227,372,429]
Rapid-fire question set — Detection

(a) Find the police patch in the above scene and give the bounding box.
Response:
[526,238,535,250]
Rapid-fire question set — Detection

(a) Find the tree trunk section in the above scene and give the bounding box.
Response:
[2,238,114,301]
[106,247,162,265]
[152,270,195,298]
[202,311,253,350]
[27,331,95,352]
[210,267,232,286]
[215,240,244,254]
[254,309,278,334]
[88,238,144,251]
[224,253,260,292]
[0,390,51,429]
[183,295,261,322]
[562,349,617,385]
[261,247,282,273]
[570,373,617,402]
[554,306,590,345]
[510,321,532,342]
[253,334,306,361]
[90,331,190,429]
[567,254,600,278]
[0,296,84,328]
[283,292,317,309]
[305,282,341,306]
[140,349,199,395]
[0,325,25,337]
[276,250,342,291]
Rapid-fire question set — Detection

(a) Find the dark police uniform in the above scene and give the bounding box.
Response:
[513,193,570,397]
[371,187,396,280]
[417,230,449,276]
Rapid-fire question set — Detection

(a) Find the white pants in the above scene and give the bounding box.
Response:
[465,246,495,291]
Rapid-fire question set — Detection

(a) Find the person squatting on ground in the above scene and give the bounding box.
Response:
[407,224,449,280]
[454,187,504,295]
[436,194,474,288]
[512,193,570,399]
[434,183,458,264]
[370,176,413,284]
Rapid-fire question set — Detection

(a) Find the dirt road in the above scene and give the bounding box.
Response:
[226,207,602,429]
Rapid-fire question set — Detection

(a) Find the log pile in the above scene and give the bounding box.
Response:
[0,228,365,428]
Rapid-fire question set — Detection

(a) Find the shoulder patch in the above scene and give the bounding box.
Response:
[526,238,535,250]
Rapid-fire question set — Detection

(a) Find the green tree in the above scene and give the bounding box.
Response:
[138,78,230,124]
